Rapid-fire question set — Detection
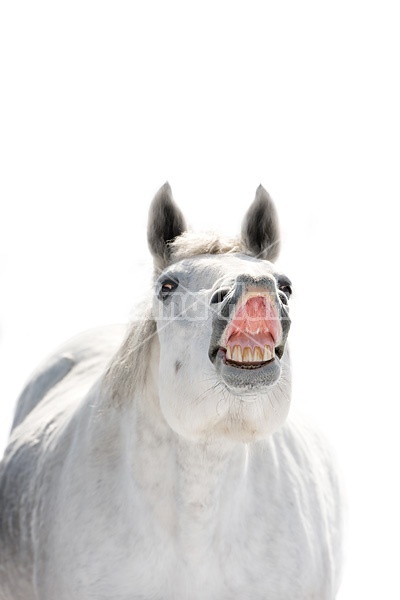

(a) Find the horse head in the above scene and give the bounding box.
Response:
[146,183,292,443]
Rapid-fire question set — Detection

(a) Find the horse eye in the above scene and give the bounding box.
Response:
[160,280,178,300]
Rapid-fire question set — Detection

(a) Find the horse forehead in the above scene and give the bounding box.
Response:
[173,253,276,285]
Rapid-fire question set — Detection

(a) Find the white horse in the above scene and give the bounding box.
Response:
[0,184,343,599]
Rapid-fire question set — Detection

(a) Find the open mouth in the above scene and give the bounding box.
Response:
[219,294,280,369]
[209,290,289,391]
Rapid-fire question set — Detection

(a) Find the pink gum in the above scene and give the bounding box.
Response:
[223,294,281,349]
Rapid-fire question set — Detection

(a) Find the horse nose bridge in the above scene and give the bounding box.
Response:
[234,274,277,296]
[210,273,278,315]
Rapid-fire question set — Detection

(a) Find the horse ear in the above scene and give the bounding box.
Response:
[147,182,187,269]
[241,185,280,262]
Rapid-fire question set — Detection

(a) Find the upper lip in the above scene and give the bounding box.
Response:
[210,291,283,367]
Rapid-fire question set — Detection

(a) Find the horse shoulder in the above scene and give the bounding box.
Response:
[0,325,126,599]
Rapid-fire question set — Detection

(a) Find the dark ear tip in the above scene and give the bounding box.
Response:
[160,181,171,194]
[153,181,172,201]
[256,184,272,202]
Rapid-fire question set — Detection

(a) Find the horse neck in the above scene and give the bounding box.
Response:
[131,376,249,541]
[97,337,250,549]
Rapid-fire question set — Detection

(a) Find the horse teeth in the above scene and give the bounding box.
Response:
[242,347,252,362]
[263,345,273,361]
[232,345,242,362]
[253,346,263,362]
[226,344,274,364]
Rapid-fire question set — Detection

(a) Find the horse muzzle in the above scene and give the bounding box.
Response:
[208,275,291,391]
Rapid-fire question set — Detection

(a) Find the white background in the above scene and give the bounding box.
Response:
[1,1,399,597]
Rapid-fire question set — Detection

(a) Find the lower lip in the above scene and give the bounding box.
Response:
[214,347,282,391]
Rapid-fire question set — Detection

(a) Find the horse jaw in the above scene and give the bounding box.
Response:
[154,338,291,443]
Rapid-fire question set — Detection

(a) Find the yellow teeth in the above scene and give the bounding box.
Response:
[263,345,274,361]
[253,346,263,362]
[225,344,275,363]
[232,345,242,362]
[242,347,253,362]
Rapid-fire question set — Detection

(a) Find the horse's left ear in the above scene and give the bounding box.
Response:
[241,185,280,262]
[147,182,187,269]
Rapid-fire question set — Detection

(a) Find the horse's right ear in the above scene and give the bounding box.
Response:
[147,182,187,270]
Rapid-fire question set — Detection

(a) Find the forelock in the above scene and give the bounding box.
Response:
[168,231,274,263]
[168,231,242,262]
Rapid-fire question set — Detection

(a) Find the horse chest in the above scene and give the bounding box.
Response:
[118,521,321,600]
[33,427,334,600]
[38,475,324,600]
[55,489,326,600]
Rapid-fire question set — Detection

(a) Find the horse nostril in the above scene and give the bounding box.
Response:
[210,288,230,304]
